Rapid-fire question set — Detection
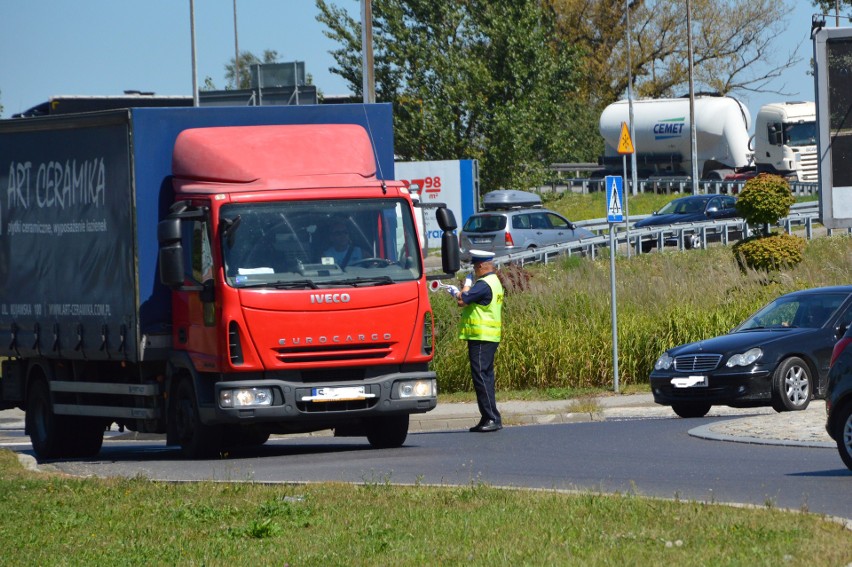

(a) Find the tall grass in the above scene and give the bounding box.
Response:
[432,235,852,393]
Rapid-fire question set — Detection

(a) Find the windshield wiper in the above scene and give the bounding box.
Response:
[236,279,319,289]
[324,276,394,287]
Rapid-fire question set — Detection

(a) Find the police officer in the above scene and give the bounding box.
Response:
[451,249,505,432]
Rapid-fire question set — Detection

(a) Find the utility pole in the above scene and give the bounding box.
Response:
[361,0,376,103]
[686,0,699,193]
[233,0,240,89]
[190,0,199,107]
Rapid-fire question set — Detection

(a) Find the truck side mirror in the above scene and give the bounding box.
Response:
[768,123,783,145]
[441,232,460,274]
[158,218,185,288]
[436,207,457,231]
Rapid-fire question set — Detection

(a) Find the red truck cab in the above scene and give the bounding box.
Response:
[158,124,459,456]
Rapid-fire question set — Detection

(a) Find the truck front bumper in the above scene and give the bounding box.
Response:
[199,370,438,425]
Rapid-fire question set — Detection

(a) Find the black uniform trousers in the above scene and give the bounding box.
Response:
[468,339,501,424]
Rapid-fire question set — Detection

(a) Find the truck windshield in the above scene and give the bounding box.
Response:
[783,121,817,147]
[220,198,422,288]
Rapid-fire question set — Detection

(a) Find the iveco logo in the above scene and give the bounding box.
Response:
[310,293,351,304]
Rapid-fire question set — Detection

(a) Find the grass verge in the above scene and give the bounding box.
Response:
[1,450,849,566]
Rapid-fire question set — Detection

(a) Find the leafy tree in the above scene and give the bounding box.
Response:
[548,0,801,103]
[316,0,600,191]
[225,49,280,89]
[812,0,852,18]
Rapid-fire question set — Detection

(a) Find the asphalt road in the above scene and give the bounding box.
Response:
[14,416,851,522]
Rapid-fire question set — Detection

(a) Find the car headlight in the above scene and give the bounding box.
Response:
[654,353,674,370]
[726,347,763,367]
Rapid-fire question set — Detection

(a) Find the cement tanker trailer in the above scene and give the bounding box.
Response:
[599,96,752,180]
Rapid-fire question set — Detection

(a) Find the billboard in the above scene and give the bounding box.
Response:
[395,160,478,244]
[814,26,852,228]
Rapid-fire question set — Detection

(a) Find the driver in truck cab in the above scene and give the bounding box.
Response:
[322,217,363,268]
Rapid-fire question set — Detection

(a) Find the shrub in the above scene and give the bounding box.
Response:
[732,232,805,272]
[735,173,796,232]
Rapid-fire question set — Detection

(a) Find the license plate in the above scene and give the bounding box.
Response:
[305,386,373,402]
[472,238,490,244]
[671,376,708,388]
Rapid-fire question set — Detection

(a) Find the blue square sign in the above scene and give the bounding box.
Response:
[605,175,624,223]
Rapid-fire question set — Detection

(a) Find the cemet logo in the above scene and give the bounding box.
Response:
[653,118,685,140]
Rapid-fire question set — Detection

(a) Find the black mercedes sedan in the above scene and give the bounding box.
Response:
[650,286,852,418]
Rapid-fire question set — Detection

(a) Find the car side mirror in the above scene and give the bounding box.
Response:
[567,221,577,230]
[837,324,849,340]
[706,206,719,214]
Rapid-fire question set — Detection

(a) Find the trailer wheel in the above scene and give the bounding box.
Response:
[172,378,222,459]
[26,378,66,460]
[365,414,409,449]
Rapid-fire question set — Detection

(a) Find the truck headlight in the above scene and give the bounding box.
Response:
[220,387,273,408]
[396,379,436,398]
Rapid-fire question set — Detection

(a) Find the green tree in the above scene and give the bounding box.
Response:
[225,49,280,89]
[316,0,600,192]
[813,0,852,18]
[548,0,801,104]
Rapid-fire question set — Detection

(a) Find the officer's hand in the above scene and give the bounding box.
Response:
[445,285,460,297]
[463,273,474,288]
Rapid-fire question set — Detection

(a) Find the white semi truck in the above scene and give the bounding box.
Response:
[598,96,817,182]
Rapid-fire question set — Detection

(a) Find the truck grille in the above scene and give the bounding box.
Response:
[673,354,721,372]
[275,343,393,364]
[798,150,818,182]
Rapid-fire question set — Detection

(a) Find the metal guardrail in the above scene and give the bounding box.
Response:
[539,179,818,197]
[487,202,844,269]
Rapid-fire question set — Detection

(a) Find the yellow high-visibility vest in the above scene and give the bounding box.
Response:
[458,273,504,342]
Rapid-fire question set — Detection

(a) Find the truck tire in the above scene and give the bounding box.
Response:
[64,417,105,458]
[365,414,409,449]
[26,378,67,460]
[172,378,222,459]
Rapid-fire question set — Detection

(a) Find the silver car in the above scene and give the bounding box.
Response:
[459,207,594,260]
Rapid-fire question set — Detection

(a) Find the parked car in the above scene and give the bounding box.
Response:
[633,194,740,251]
[459,190,593,261]
[650,286,852,418]
[826,325,852,470]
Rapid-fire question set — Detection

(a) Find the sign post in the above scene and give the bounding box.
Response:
[617,121,634,257]
[605,175,624,393]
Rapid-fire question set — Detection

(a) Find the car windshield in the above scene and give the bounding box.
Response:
[737,292,848,330]
[219,198,422,289]
[656,198,706,215]
[463,214,507,233]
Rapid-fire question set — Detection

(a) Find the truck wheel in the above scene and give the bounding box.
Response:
[770,357,812,412]
[172,379,222,459]
[65,417,105,458]
[671,402,711,418]
[26,378,67,460]
[365,414,409,449]
[834,402,852,471]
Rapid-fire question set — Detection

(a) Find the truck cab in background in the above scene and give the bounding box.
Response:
[752,101,817,182]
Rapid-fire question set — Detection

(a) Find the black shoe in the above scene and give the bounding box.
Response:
[469,419,488,432]
[473,419,502,433]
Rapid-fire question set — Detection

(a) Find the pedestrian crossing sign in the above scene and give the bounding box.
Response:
[605,175,624,223]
